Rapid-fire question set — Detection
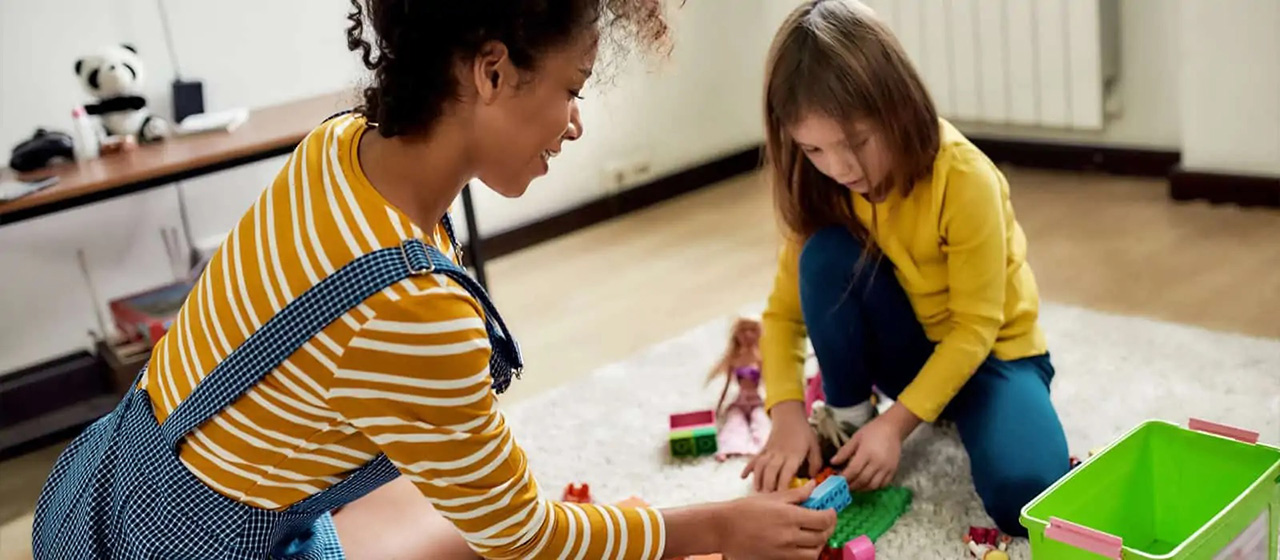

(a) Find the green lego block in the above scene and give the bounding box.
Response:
[693,428,717,455]
[669,432,695,457]
[828,485,912,548]
[669,426,718,457]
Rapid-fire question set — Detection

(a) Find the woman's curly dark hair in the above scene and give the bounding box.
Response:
[346,0,670,138]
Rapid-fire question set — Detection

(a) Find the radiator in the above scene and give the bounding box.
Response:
[860,0,1120,130]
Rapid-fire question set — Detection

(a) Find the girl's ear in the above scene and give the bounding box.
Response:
[472,40,511,104]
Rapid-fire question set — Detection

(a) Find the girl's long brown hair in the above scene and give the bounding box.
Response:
[764,0,940,263]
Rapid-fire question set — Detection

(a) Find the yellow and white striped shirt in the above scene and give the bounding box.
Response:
[143,113,665,559]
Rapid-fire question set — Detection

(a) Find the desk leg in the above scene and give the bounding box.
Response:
[460,185,488,291]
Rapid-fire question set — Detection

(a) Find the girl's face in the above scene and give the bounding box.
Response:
[472,32,598,198]
[787,113,892,199]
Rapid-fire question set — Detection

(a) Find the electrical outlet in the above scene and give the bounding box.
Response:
[601,157,654,194]
[628,159,653,182]
[602,162,629,194]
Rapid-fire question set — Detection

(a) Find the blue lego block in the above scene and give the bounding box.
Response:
[802,475,852,511]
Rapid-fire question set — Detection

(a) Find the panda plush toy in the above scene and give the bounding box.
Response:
[74,44,171,143]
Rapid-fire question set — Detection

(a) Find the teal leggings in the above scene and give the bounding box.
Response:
[799,226,1069,536]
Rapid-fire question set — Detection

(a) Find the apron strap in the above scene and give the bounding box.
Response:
[161,237,519,447]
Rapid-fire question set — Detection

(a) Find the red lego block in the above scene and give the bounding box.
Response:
[669,410,716,430]
[562,483,592,504]
[968,526,999,547]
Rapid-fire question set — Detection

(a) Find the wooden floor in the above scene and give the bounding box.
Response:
[2,167,1278,558]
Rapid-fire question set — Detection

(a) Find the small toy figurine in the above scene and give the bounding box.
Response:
[707,316,771,461]
[562,483,592,504]
[964,527,1011,560]
[968,527,999,547]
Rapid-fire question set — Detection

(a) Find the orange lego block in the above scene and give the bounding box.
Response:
[614,496,649,508]
[816,467,837,483]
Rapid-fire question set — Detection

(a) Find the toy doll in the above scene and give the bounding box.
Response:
[707,316,771,461]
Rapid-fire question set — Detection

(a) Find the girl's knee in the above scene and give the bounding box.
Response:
[799,226,865,281]
[977,462,1064,537]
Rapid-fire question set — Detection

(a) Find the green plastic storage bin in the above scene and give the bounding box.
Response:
[1020,418,1280,559]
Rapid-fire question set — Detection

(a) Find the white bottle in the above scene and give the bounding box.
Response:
[71,106,100,161]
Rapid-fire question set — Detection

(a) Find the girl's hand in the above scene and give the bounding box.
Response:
[831,403,920,491]
[741,400,822,492]
[720,482,838,559]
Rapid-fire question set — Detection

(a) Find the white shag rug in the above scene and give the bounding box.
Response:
[504,303,1280,560]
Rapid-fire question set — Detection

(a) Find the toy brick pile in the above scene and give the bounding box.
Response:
[793,469,912,560]
[562,474,911,560]
[664,409,912,559]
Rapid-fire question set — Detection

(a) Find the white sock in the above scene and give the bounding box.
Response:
[828,400,875,427]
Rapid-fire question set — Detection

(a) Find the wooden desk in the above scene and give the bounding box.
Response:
[0,92,490,456]
[0,91,487,284]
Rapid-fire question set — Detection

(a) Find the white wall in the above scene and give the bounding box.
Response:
[456,0,770,243]
[949,0,1182,150]
[0,0,772,374]
[1178,0,1280,177]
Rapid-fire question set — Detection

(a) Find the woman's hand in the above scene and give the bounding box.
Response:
[721,482,838,559]
[831,403,920,491]
[741,400,822,492]
[662,482,836,560]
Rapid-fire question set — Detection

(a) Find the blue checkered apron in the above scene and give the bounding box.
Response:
[32,222,523,559]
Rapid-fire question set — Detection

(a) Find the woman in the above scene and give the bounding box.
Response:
[742,0,1069,536]
[32,1,836,558]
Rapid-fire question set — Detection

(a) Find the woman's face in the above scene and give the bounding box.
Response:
[471,32,597,198]
[787,113,892,199]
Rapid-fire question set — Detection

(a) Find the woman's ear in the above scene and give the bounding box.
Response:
[473,40,511,104]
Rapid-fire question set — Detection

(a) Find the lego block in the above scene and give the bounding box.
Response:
[669,433,696,457]
[670,410,716,430]
[842,535,874,560]
[828,486,912,548]
[615,496,648,508]
[562,483,591,503]
[815,467,837,484]
[801,475,852,511]
[669,425,718,457]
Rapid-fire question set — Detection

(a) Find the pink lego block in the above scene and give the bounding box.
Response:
[669,410,716,430]
[843,535,874,560]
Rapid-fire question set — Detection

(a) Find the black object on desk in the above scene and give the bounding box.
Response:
[9,129,75,172]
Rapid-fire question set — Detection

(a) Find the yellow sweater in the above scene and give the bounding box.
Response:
[762,119,1046,422]
[143,113,665,559]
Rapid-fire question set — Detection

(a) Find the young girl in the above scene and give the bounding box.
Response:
[32,1,837,558]
[742,0,1070,536]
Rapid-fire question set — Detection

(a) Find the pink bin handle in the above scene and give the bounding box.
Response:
[1189,418,1259,444]
[1045,517,1122,559]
